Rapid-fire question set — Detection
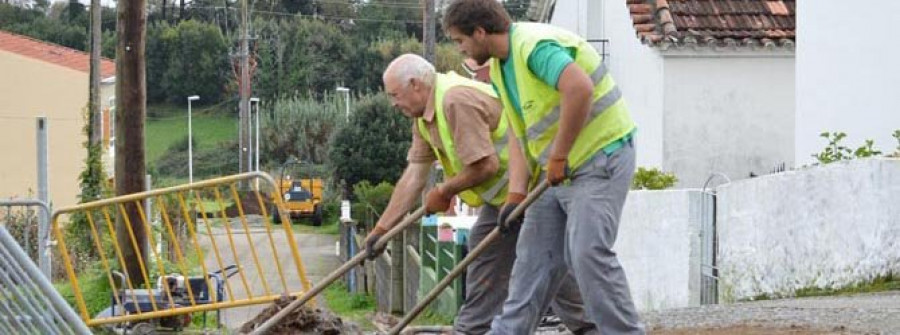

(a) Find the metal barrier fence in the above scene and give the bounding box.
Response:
[0,199,52,278]
[0,223,92,334]
[51,172,313,327]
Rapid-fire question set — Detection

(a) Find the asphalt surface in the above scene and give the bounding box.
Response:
[195,216,341,331]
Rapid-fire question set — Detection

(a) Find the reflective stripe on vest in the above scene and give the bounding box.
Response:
[489,23,636,173]
[416,72,510,207]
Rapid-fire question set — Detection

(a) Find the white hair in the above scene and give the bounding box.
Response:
[384,53,436,87]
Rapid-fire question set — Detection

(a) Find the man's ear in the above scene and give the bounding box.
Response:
[473,26,486,40]
[408,77,419,91]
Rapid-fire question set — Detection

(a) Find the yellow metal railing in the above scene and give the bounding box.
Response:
[51,172,313,327]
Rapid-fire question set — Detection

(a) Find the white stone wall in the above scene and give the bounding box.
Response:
[716,158,900,301]
[618,190,705,311]
[795,1,900,166]
[663,54,795,188]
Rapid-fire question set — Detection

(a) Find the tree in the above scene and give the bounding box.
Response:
[329,93,411,187]
[159,20,230,104]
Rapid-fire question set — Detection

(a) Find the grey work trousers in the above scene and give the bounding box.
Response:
[490,140,645,335]
[454,204,597,335]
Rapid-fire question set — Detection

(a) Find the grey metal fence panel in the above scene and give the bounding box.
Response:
[699,191,718,305]
[0,224,92,334]
[1,199,52,278]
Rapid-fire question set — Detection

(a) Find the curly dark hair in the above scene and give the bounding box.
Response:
[443,0,511,36]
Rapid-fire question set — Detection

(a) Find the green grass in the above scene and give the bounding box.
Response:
[146,104,237,164]
[750,273,900,301]
[288,219,341,235]
[323,282,376,330]
[411,310,454,326]
[795,273,900,298]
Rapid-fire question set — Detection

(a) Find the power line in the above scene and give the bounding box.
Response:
[249,9,423,23]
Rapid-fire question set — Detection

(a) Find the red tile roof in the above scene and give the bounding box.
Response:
[628,0,795,49]
[0,29,116,78]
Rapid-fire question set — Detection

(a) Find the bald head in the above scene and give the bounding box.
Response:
[383,53,436,89]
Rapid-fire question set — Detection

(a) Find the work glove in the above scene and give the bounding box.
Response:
[424,186,454,214]
[364,226,388,260]
[498,192,527,235]
[546,155,571,186]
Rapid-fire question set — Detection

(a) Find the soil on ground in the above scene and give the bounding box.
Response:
[238,296,361,334]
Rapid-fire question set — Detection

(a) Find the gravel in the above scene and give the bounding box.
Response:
[642,291,900,335]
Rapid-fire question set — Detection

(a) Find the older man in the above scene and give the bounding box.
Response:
[365,53,597,335]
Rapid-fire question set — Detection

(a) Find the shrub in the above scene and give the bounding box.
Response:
[631,167,678,190]
[329,93,411,188]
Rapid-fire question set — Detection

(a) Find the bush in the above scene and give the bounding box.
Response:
[260,94,347,167]
[329,93,411,188]
[631,167,677,190]
[350,181,394,225]
[156,139,239,179]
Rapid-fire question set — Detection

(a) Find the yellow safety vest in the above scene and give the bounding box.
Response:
[416,72,510,207]
[489,23,636,179]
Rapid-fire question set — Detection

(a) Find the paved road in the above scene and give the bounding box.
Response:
[643,291,900,334]
[195,216,341,331]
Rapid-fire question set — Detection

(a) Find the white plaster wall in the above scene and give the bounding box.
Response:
[549,0,586,36]
[603,0,665,169]
[716,158,900,301]
[795,1,900,166]
[618,190,703,311]
[663,55,795,188]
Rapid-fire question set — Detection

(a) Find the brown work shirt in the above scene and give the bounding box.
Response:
[407,86,504,166]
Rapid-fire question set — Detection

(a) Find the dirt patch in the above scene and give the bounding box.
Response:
[650,325,868,335]
[239,297,361,334]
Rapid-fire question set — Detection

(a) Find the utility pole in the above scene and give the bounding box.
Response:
[423,0,435,63]
[115,0,148,287]
[89,0,101,145]
[239,0,251,179]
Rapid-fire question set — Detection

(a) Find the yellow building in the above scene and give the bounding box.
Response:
[0,30,116,208]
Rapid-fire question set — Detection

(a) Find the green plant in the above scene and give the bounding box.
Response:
[54,264,114,318]
[322,282,376,330]
[631,167,677,190]
[853,139,882,158]
[892,130,900,157]
[350,181,394,226]
[260,94,347,167]
[813,131,853,164]
[813,131,887,164]
[329,93,411,188]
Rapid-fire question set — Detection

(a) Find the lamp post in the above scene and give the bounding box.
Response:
[336,86,350,122]
[187,95,200,183]
[250,97,260,173]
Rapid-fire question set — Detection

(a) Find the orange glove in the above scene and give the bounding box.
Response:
[546,156,570,186]
[424,186,454,214]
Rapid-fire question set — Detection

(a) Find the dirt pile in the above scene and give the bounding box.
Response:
[221,191,275,217]
[239,297,361,334]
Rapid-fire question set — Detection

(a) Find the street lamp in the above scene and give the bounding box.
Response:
[187,95,200,183]
[250,97,260,173]
[336,86,350,122]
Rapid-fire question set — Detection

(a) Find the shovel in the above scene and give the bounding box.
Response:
[250,206,428,334]
[388,180,550,335]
